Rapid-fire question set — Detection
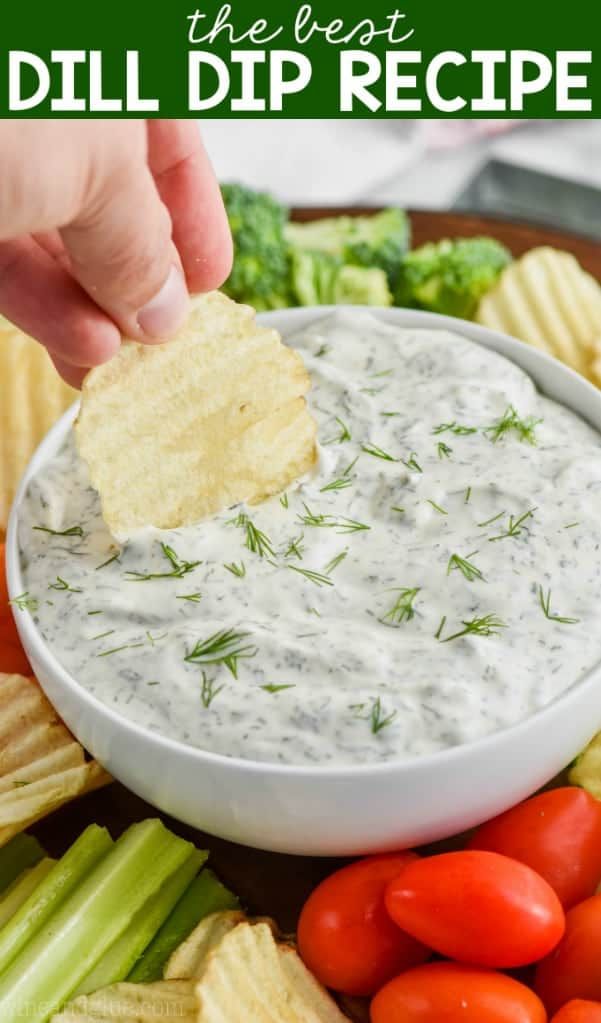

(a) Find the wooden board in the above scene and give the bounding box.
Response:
[30,209,601,937]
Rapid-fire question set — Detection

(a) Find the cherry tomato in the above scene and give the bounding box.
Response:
[297,853,430,997]
[371,962,547,1023]
[536,895,601,1014]
[385,850,565,968]
[551,1002,601,1023]
[468,788,601,909]
[0,543,31,675]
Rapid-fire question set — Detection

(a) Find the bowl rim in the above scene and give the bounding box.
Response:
[7,304,601,779]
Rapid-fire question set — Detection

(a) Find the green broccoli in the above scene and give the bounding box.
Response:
[221,183,291,310]
[285,208,410,288]
[290,250,392,307]
[395,237,512,320]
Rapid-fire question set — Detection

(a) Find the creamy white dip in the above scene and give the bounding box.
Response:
[17,312,601,766]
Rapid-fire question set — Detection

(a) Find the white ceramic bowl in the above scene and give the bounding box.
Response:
[7,307,601,856]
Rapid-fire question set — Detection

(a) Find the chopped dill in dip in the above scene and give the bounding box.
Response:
[17,311,601,766]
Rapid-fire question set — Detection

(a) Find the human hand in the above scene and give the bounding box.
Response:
[0,119,232,386]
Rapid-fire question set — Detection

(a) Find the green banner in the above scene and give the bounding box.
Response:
[0,0,598,117]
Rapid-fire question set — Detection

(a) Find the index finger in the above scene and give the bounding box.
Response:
[146,121,233,294]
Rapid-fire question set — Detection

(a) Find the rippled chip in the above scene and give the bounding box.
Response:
[569,732,601,799]
[51,979,197,1022]
[192,918,349,1023]
[164,910,246,980]
[0,673,111,846]
[476,247,601,384]
[0,324,76,532]
[75,292,317,537]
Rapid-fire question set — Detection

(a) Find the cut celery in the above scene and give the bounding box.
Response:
[0,834,45,894]
[74,847,206,996]
[0,859,55,929]
[128,867,240,983]
[0,819,195,1023]
[0,824,112,976]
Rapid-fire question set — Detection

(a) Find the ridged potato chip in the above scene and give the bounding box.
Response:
[75,291,317,537]
[477,247,601,384]
[0,325,76,533]
[569,731,601,799]
[51,979,197,1022]
[164,910,246,981]
[0,673,111,845]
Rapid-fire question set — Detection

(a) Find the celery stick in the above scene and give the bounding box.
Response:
[0,823,112,976]
[128,867,239,983]
[74,847,206,996]
[0,819,195,1023]
[0,834,44,894]
[0,859,55,929]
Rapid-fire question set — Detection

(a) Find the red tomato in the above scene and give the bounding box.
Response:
[371,962,547,1023]
[385,850,565,968]
[297,853,430,997]
[0,543,31,675]
[551,1002,601,1023]
[536,895,601,1014]
[468,788,601,909]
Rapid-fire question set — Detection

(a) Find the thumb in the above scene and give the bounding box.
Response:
[61,136,189,342]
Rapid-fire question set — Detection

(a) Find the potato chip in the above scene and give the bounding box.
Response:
[569,731,601,798]
[163,910,246,980]
[476,247,601,383]
[0,673,111,845]
[51,979,197,1022]
[189,918,349,1023]
[0,324,76,532]
[75,291,317,537]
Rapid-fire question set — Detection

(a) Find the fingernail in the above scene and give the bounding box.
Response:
[137,265,189,339]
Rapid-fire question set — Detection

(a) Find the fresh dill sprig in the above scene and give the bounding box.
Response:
[185,628,257,679]
[391,506,405,515]
[435,615,447,640]
[484,405,542,445]
[441,613,507,643]
[279,493,289,509]
[381,411,401,418]
[426,500,447,515]
[87,610,103,616]
[370,368,393,378]
[342,454,360,477]
[296,503,369,533]
[176,592,203,602]
[433,422,477,436]
[464,486,472,504]
[563,522,580,530]
[324,549,348,574]
[360,386,385,396]
[284,535,305,560]
[308,607,321,617]
[224,561,246,578]
[97,642,145,658]
[315,343,330,358]
[477,511,505,528]
[447,552,485,582]
[320,476,353,492]
[33,524,84,537]
[361,443,399,462]
[538,585,580,625]
[325,416,351,444]
[337,518,370,534]
[90,629,115,641]
[381,587,420,626]
[261,683,296,694]
[10,592,38,612]
[488,509,536,542]
[95,552,120,571]
[401,452,422,473]
[126,543,201,581]
[146,631,168,646]
[370,698,398,735]
[49,576,82,593]
[437,442,453,460]
[288,565,334,588]
[233,513,275,559]
[200,671,225,709]
[298,503,329,527]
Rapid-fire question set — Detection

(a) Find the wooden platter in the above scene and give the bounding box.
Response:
[29,208,601,936]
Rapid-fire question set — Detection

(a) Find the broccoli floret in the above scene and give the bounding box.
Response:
[221,183,291,310]
[286,208,410,288]
[395,237,512,320]
[290,251,392,307]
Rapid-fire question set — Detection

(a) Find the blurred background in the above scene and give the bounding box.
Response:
[201,119,601,238]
